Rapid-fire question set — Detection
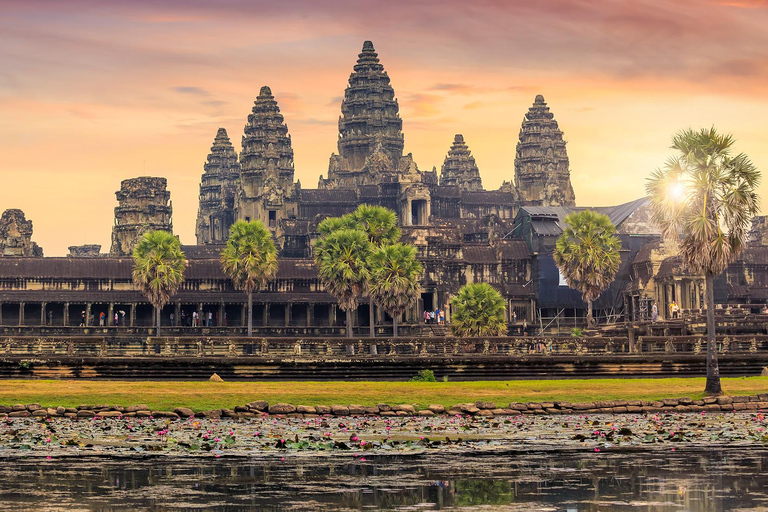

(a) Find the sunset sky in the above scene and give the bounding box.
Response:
[1,0,767,256]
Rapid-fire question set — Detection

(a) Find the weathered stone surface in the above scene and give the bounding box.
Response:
[330,405,349,416]
[391,404,416,414]
[221,409,238,418]
[376,404,392,412]
[97,411,123,418]
[363,407,380,415]
[475,401,496,410]
[248,401,269,412]
[199,410,222,419]
[379,411,396,417]
[174,407,195,418]
[195,128,241,245]
[12,404,26,411]
[151,411,180,419]
[315,405,331,415]
[68,244,101,257]
[440,135,483,191]
[31,410,48,417]
[296,405,317,414]
[268,403,297,415]
[477,410,494,417]
[0,209,43,257]
[110,177,172,256]
[427,404,445,414]
[417,410,435,417]
[455,404,480,415]
[209,373,224,382]
[717,397,734,405]
[76,410,95,418]
[126,405,149,413]
[348,404,365,416]
[26,403,42,411]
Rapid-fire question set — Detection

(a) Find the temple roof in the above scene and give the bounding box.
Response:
[440,134,482,191]
[520,197,649,236]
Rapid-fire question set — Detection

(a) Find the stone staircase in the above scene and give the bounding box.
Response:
[430,324,449,337]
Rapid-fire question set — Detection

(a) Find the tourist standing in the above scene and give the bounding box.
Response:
[99,312,105,326]
[207,311,213,327]
[192,311,198,327]
[652,302,658,322]
[170,312,175,326]
[47,310,53,326]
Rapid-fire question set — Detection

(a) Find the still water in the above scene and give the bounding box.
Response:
[0,448,766,511]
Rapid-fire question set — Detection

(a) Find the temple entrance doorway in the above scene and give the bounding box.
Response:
[411,200,427,225]
[421,293,434,313]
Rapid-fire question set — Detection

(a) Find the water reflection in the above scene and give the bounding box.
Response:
[0,448,766,510]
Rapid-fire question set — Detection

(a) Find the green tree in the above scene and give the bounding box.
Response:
[369,243,422,337]
[553,210,622,328]
[221,220,278,337]
[647,127,760,395]
[131,230,187,337]
[352,204,401,336]
[450,283,507,337]
[314,228,372,337]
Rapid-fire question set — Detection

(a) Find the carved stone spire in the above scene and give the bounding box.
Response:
[335,41,404,174]
[240,86,294,188]
[195,127,240,244]
[514,95,576,206]
[0,209,43,257]
[439,134,482,191]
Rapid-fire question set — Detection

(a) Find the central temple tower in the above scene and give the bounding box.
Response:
[321,41,408,188]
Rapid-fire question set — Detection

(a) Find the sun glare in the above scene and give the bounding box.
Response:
[667,181,685,203]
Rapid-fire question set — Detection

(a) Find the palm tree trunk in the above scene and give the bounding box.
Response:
[587,299,594,328]
[346,308,352,338]
[155,305,160,337]
[369,300,375,338]
[704,273,722,395]
[247,291,253,337]
[393,313,398,338]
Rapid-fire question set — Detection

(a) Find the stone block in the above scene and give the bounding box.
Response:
[702,397,718,404]
[11,404,26,411]
[47,408,60,416]
[478,410,494,417]
[331,405,349,416]
[199,410,221,419]
[445,409,463,416]
[268,403,296,415]
[125,404,149,413]
[379,411,396,417]
[97,411,123,418]
[377,403,392,412]
[509,403,528,411]
[571,403,594,410]
[64,413,78,419]
[392,404,416,414]
[136,411,152,418]
[626,400,642,407]
[417,410,435,417]
[77,410,96,418]
[315,405,331,415]
[703,404,721,412]
[545,408,560,414]
[233,406,250,412]
[626,406,643,413]
[296,405,317,414]
[32,409,48,417]
[731,396,749,403]
[26,403,42,411]
[363,407,380,415]
[717,396,733,405]
[678,397,693,405]
[395,410,409,417]
[612,407,628,413]
[675,406,691,413]
[174,407,195,418]
[151,411,180,420]
[526,402,543,410]
[428,404,445,414]
[475,401,496,410]
[554,401,572,409]
[221,409,239,418]
[661,398,679,407]
[348,404,365,416]
[247,401,269,412]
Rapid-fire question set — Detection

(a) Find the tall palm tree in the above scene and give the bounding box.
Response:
[352,204,401,336]
[553,210,621,328]
[221,220,278,337]
[369,243,422,337]
[647,127,760,395]
[132,230,187,337]
[314,228,372,338]
[450,283,507,337]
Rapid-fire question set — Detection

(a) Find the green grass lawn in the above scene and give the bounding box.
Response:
[1,377,767,411]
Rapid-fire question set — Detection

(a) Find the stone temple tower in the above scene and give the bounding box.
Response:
[195,127,240,245]
[110,177,173,256]
[514,95,576,207]
[0,209,43,257]
[235,86,297,235]
[323,41,405,188]
[439,134,482,191]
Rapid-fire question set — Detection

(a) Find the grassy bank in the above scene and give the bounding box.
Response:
[1,377,767,411]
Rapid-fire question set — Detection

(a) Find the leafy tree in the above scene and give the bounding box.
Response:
[314,228,372,337]
[450,283,507,337]
[553,210,621,328]
[317,204,401,336]
[369,243,422,337]
[647,127,760,395]
[132,230,187,336]
[221,220,278,337]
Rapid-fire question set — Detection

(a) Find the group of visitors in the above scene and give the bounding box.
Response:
[650,300,681,322]
[77,310,125,327]
[177,310,226,327]
[423,308,445,325]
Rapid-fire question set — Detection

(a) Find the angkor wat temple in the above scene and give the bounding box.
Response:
[0,41,766,333]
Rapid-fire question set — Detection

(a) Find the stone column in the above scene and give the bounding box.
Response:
[218,303,225,327]
[129,303,136,327]
[197,303,203,327]
[18,302,24,326]
[175,303,182,327]
[241,304,246,327]
[285,304,291,327]
[85,303,92,326]
[307,304,314,327]
[262,304,269,326]
[108,303,114,327]
[63,303,69,326]
[41,302,47,325]
[330,304,337,326]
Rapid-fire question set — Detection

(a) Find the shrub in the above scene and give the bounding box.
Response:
[410,369,437,382]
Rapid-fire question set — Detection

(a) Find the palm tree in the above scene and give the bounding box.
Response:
[450,283,507,337]
[647,127,760,395]
[553,210,622,328]
[314,228,372,338]
[369,243,422,337]
[132,230,187,337]
[352,204,401,336]
[221,220,278,337]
